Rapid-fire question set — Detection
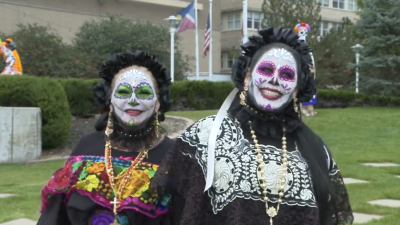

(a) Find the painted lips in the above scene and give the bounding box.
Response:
[260,88,283,100]
[125,109,143,116]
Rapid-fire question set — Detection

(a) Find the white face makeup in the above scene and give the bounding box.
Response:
[111,68,157,129]
[248,48,298,112]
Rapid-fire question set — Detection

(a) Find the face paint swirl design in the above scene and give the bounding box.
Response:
[248,48,298,112]
[111,69,157,128]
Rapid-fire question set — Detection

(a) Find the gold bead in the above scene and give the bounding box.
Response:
[282,141,287,145]
[263,190,268,195]
[282,137,286,141]
[261,183,267,188]
[251,130,255,134]
[263,197,268,202]
[252,135,256,139]
[282,158,287,162]
[280,185,284,190]
[279,192,284,197]
[278,199,282,203]
[282,144,287,149]
[255,144,260,149]
[254,140,258,144]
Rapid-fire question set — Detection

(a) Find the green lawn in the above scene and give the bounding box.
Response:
[0,107,399,224]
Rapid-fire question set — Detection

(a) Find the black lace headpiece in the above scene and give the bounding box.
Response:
[232,27,316,102]
[93,50,171,131]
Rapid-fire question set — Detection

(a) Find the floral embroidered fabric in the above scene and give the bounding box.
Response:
[41,155,171,220]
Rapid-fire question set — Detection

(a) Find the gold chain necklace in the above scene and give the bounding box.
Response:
[249,121,288,225]
[104,140,149,225]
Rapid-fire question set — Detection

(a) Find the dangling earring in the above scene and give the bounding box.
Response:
[293,98,301,119]
[240,85,249,106]
[154,112,160,137]
[105,107,114,136]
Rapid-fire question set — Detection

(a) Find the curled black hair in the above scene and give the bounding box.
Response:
[232,27,316,102]
[93,50,171,131]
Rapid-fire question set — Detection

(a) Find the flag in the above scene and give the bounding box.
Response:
[203,12,211,57]
[175,1,196,33]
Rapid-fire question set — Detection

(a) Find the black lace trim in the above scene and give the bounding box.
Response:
[228,94,302,139]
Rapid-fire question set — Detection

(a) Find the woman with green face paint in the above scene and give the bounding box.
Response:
[38,50,175,225]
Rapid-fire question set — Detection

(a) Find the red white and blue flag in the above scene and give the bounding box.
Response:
[175,1,196,33]
[203,12,211,57]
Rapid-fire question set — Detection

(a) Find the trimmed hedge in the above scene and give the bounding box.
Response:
[0,76,71,149]
[55,79,400,115]
[57,78,101,116]
[170,80,235,110]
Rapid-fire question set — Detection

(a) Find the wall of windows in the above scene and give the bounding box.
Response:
[319,21,342,37]
[223,11,262,31]
[247,11,262,29]
[227,11,241,30]
[318,0,358,11]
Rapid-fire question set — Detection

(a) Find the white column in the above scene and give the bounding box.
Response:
[356,52,359,93]
[195,0,200,80]
[209,0,213,81]
[242,0,248,44]
[170,27,176,82]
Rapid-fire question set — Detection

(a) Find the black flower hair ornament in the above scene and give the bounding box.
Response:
[232,27,316,102]
[93,50,171,131]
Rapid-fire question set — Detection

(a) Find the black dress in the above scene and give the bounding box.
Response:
[153,105,354,225]
[38,131,175,225]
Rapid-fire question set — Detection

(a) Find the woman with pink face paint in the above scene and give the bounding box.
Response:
[153,27,353,225]
[38,50,176,225]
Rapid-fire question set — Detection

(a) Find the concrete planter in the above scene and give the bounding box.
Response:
[0,107,42,163]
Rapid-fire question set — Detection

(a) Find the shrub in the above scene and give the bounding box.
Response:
[169,80,235,110]
[0,76,71,149]
[56,79,400,114]
[57,78,101,116]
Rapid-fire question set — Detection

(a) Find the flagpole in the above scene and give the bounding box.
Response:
[209,0,213,81]
[195,0,200,80]
[242,0,248,44]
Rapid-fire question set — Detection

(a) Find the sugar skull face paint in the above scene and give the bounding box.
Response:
[298,26,308,41]
[111,68,157,129]
[248,48,298,112]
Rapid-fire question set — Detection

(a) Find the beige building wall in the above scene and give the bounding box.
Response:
[0,0,221,75]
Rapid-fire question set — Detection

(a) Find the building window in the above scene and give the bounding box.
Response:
[332,0,345,9]
[221,54,224,69]
[247,11,261,29]
[348,0,357,11]
[317,0,329,7]
[320,21,329,37]
[227,12,241,30]
[227,54,234,68]
[331,22,340,30]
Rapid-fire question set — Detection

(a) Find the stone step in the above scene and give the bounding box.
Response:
[353,212,383,223]
[368,199,400,208]
[343,178,369,184]
[361,163,400,167]
[0,218,36,225]
[0,193,15,198]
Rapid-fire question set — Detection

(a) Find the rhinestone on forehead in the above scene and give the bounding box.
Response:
[119,69,149,87]
[263,48,295,65]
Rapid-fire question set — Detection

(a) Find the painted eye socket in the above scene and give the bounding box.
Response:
[135,83,154,99]
[256,61,275,76]
[116,84,132,98]
[260,67,274,74]
[279,66,296,81]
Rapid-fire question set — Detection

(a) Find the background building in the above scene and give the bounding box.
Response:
[0,0,359,79]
